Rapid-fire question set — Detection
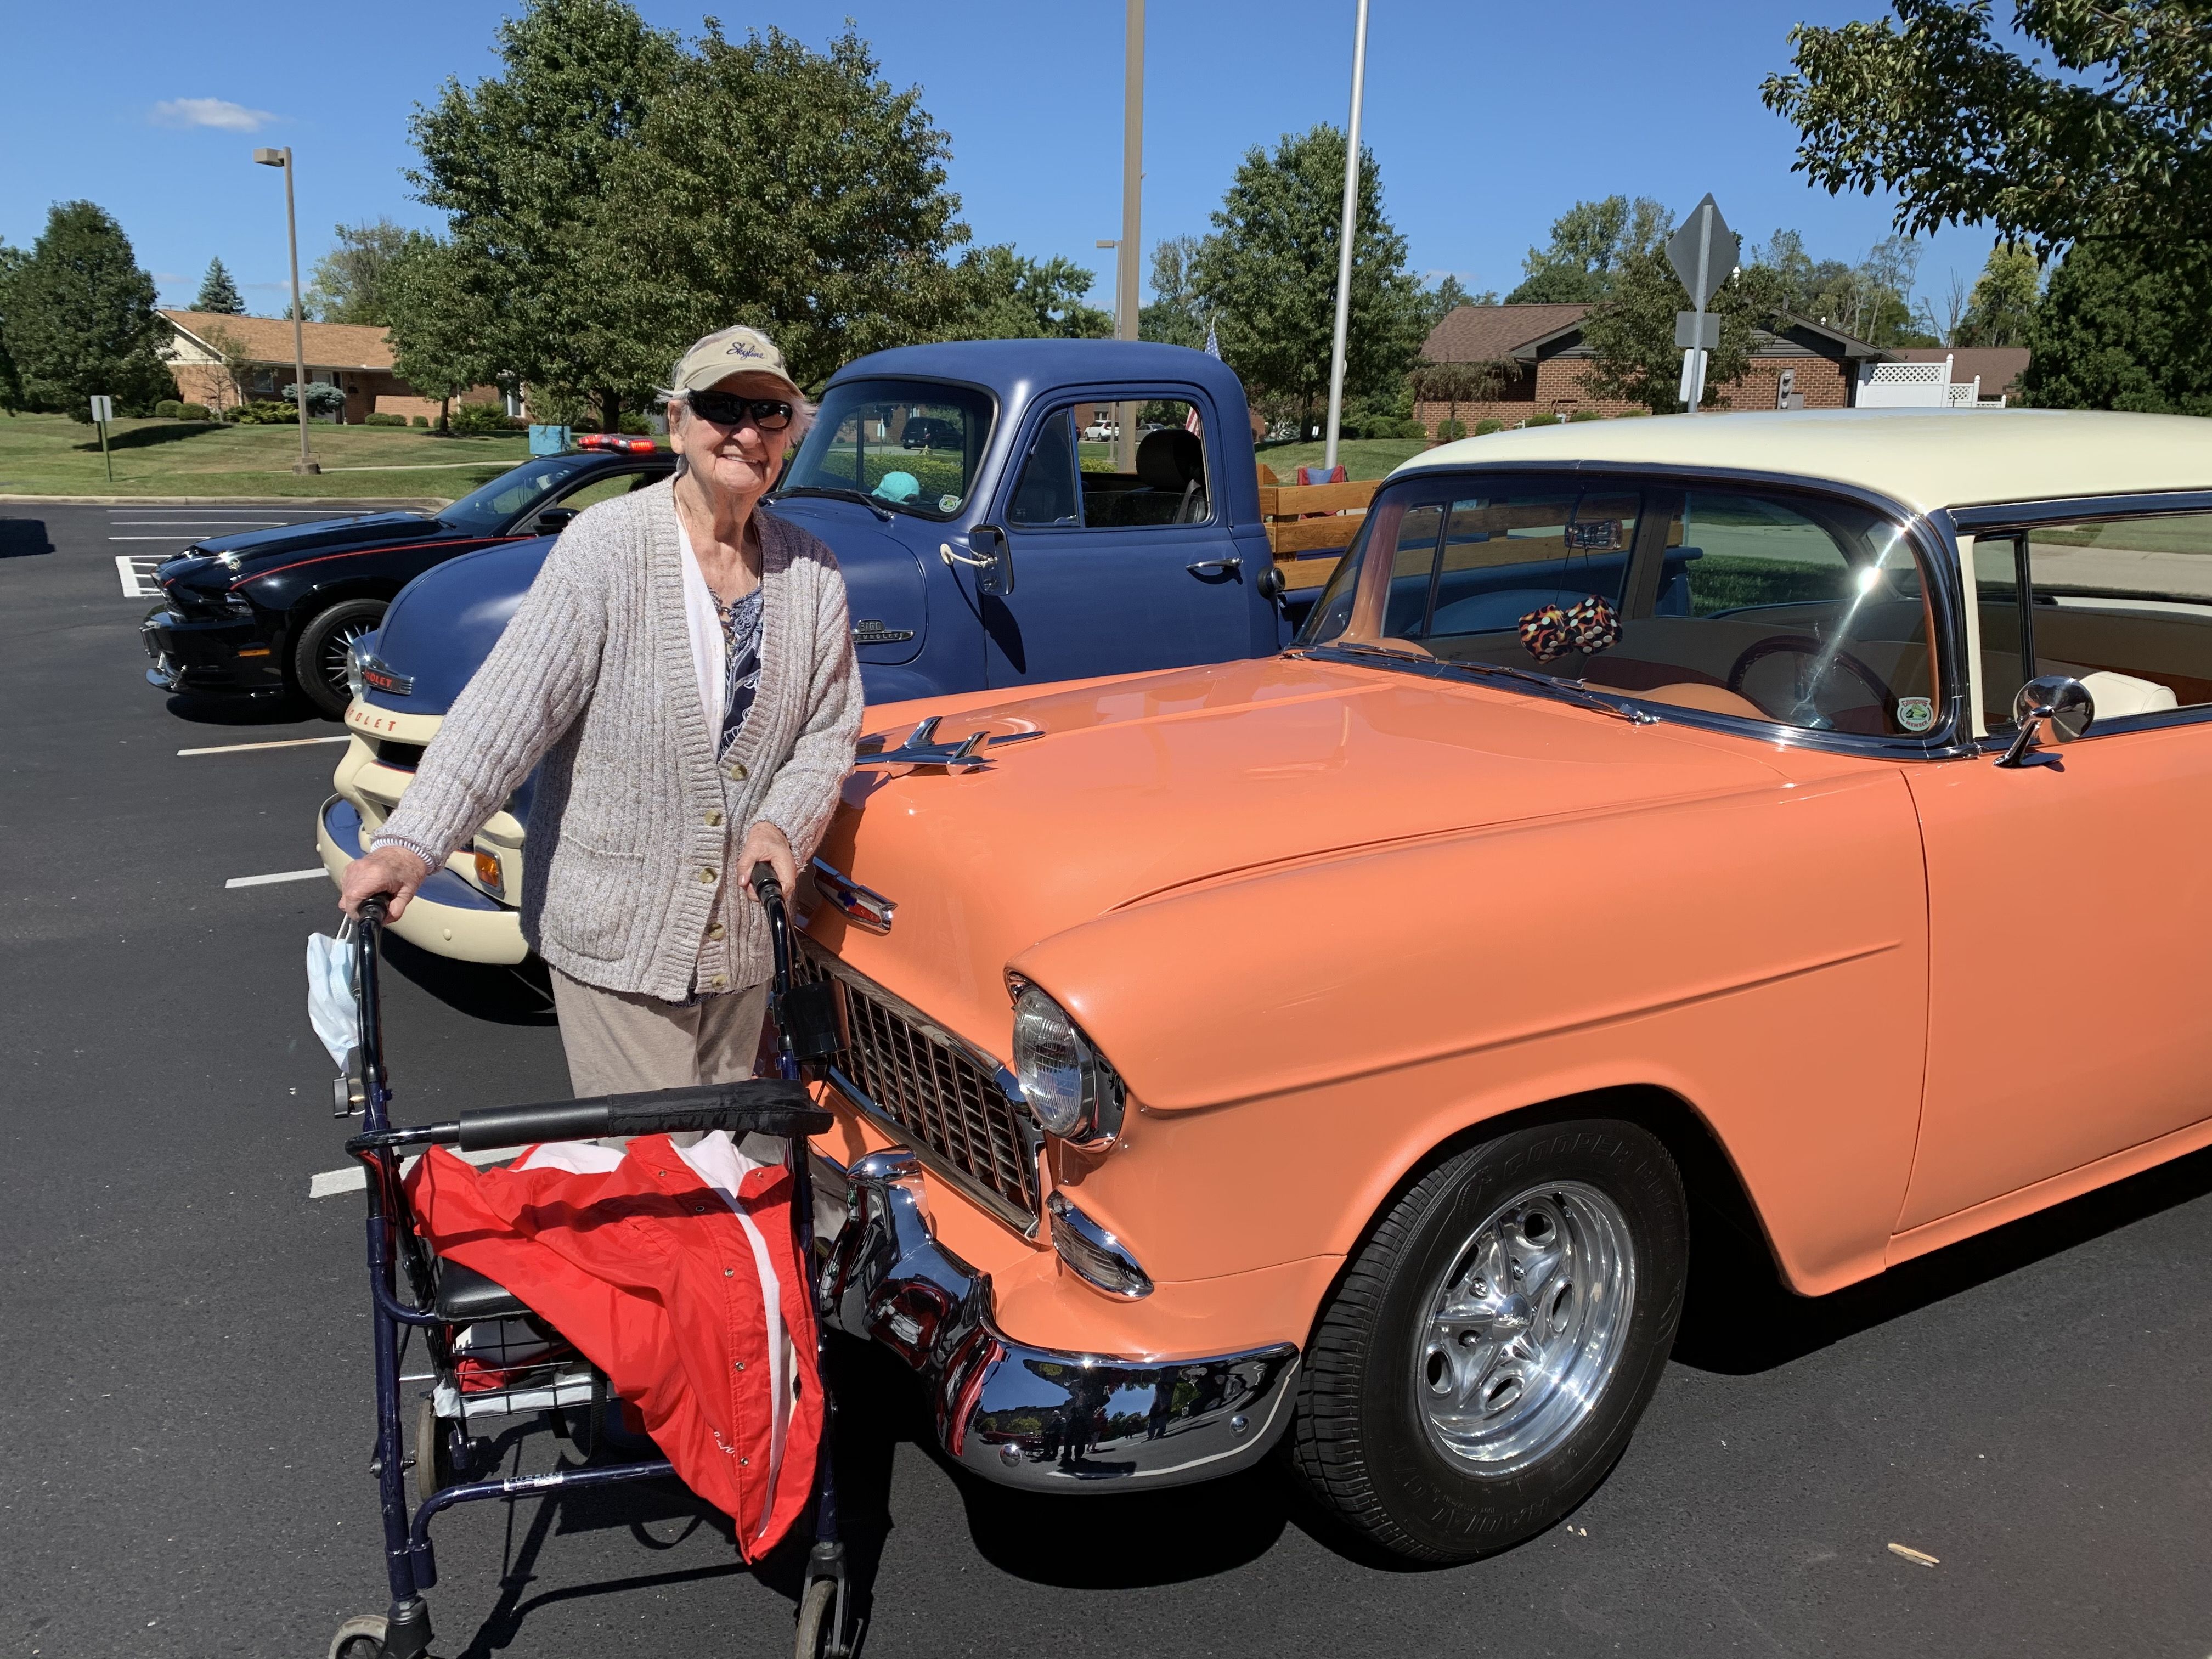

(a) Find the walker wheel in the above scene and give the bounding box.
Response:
[413,1396,455,1508]
[328,1613,386,1659]
[794,1576,848,1659]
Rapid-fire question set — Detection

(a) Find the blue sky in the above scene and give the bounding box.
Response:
[3,1,2005,328]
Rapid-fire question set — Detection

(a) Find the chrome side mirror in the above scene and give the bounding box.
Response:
[1996,674,2094,768]
[970,523,1013,596]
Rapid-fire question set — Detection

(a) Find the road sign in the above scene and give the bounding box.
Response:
[1666,195,1739,310]
[1674,311,1720,351]
[88,394,114,424]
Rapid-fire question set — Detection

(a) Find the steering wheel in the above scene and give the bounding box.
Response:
[1725,635,1895,732]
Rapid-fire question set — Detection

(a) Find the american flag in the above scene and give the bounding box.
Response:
[1204,321,1221,359]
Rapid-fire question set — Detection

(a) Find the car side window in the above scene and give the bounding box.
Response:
[552,468,657,511]
[1976,512,2212,727]
[1078,400,1210,529]
[1007,407,1081,527]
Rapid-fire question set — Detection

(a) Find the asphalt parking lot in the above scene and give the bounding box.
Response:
[5,499,2211,1658]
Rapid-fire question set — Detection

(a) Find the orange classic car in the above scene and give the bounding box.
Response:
[800,409,2212,1561]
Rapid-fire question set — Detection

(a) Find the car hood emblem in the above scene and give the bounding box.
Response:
[853,715,1044,774]
[806,858,896,933]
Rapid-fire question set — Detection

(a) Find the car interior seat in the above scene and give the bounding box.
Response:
[1135,428,1208,524]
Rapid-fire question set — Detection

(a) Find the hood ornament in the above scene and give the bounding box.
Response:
[853,715,1044,774]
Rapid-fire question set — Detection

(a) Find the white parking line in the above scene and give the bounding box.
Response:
[116,555,164,597]
[179,736,349,756]
[225,868,329,889]
[309,1145,513,1199]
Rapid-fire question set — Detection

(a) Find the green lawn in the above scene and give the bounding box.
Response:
[0,411,532,499]
[1255,437,1434,482]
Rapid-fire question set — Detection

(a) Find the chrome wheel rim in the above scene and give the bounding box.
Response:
[318,615,376,701]
[1413,1180,1635,1475]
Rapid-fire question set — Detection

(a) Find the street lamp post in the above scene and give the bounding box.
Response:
[1322,0,1371,473]
[1115,0,1143,476]
[252,145,319,475]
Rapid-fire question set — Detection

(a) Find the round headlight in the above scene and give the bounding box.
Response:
[1012,985,1093,1137]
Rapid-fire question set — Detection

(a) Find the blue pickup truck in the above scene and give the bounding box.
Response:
[318,340,1331,963]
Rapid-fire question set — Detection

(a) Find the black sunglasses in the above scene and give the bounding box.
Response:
[687,391,794,431]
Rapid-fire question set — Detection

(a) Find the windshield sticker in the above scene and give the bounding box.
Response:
[1897,696,1936,733]
[939,494,961,512]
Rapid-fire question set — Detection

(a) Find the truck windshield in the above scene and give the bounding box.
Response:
[438,456,600,536]
[780,379,992,520]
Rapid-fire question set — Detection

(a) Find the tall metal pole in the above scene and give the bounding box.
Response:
[1115,0,1143,476]
[1322,0,1370,472]
[281,150,319,472]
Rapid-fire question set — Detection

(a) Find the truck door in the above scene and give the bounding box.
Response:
[982,388,1269,687]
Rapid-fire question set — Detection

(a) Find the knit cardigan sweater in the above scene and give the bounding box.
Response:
[375,478,863,1001]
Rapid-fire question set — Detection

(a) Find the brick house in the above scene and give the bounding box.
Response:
[1414,303,1899,435]
[157,311,504,425]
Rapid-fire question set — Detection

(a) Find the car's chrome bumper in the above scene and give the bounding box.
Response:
[822,1148,1300,1492]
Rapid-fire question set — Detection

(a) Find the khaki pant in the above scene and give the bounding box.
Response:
[550,968,768,1097]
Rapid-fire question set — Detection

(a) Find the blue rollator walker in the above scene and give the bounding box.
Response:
[329,877,860,1659]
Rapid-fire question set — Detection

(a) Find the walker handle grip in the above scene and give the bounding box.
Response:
[751,861,783,906]
[454,1079,827,1150]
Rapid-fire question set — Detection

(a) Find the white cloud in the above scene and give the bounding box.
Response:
[150,98,278,132]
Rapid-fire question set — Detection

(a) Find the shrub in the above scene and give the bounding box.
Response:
[1474,417,1504,435]
[178,403,210,421]
[1568,408,1604,422]
[362,411,407,427]
[229,400,298,425]
[154,399,183,419]
[618,413,653,436]
[410,414,430,428]
[1432,418,1468,442]
[448,400,523,436]
[1523,412,1563,428]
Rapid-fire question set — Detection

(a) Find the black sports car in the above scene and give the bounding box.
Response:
[141,441,674,716]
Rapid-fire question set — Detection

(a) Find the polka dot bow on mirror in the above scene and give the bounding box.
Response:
[1517,594,1621,665]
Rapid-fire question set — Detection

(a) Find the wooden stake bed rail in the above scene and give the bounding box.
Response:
[1258,469,1380,592]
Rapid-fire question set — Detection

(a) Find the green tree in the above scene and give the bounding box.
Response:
[306,219,428,325]
[593,21,975,393]
[1581,246,1789,413]
[1417,273,1490,334]
[1139,234,1207,348]
[0,241,26,413]
[196,322,262,411]
[1506,196,1672,304]
[383,237,492,427]
[1410,356,1510,435]
[1189,123,1425,430]
[2021,242,2212,414]
[193,256,245,314]
[409,0,682,429]
[8,201,174,417]
[1763,1,2212,255]
[1955,242,2041,347]
[946,246,1110,341]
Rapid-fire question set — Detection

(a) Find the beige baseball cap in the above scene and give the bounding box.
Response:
[670,325,802,399]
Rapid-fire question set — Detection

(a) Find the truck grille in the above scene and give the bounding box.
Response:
[793,943,1040,1231]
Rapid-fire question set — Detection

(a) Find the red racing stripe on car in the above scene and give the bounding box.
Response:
[231,536,527,588]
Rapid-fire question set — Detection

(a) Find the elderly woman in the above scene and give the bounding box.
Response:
[338,325,862,1094]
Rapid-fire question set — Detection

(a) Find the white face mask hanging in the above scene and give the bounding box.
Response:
[307,921,362,1073]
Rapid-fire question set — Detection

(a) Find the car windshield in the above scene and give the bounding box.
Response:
[1298,470,1938,738]
[778,378,992,520]
[438,456,602,535]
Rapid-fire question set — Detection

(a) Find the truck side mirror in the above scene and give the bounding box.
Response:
[970,523,1013,596]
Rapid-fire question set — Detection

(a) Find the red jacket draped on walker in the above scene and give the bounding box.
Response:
[405,1130,822,1559]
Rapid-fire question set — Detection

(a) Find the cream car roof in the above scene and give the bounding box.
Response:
[1394,409,2212,518]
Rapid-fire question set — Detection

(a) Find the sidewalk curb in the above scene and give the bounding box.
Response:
[0,494,451,510]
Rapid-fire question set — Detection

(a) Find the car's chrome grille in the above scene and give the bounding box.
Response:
[793,943,1039,1230]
